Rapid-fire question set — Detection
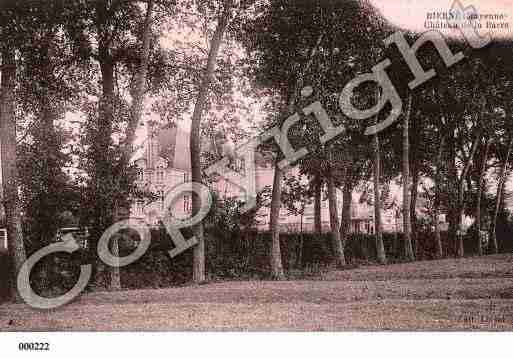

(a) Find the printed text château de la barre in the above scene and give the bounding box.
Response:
[425,11,509,29]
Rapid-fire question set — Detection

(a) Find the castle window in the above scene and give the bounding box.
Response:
[184,195,191,213]
[137,169,144,181]
[0,229,7,251]
[157,171,165,182]
[136,201,144,214]
[236,158,245,172]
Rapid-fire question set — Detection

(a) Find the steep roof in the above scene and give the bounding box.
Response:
[156,126,191,172]
[133,124,271,172]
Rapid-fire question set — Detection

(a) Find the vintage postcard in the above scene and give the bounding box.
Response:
[0,0,512,356]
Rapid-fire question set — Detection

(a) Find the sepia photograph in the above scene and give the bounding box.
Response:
[0,0,512,356]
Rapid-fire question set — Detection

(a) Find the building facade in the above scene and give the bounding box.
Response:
[130,124,193,226]
[129,125,408,234]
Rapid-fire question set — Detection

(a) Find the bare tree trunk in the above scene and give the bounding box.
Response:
[87,0,118,290]
[327,167,345,267]
[447,122,459,253]
[298,211,304,268]
[403,95,415,261]
[409,116,420,257]
[434,136,444,258]
[0,48,27,302]
[108,205,125,291]
[410,165,419,256]
[91,38,118,288]
[456,130,481,257]
[34,33,61,292]
[340,180,352,242]
[373,134,386,264]
[490,137,513,254]
[313,173,322,233]
[109,235,121,290]
[476,138,490,256]
[269,165,285,279]
[122,0,154,157]
[190,1,232,283]
[243,229,252,271]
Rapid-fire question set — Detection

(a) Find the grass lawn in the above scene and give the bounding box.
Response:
[1,254,512,330]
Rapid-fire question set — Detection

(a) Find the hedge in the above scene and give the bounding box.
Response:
[1,226,512,301]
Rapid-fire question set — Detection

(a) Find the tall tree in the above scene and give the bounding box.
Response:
[124,0,155,158]
[340,178,353,248]
[0,48,27,302]
[434,135,445,258]
[475,136,491,256]
[110,0,155,291]
[17,25,80,249]
[327,165,345,267]
[67,0,167,288]
[455,127,481,257]
[490,136,513,254]
[268,29,324,279]
[373,132,387,264]
[402,94,415,261]
[268,163,285,279]
[190,0,233,283]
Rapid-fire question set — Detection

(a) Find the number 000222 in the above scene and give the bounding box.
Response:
[18,342,50,351]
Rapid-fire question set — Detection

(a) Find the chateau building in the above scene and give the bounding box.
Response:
[130,124,193,226]
[129,124,402,234]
